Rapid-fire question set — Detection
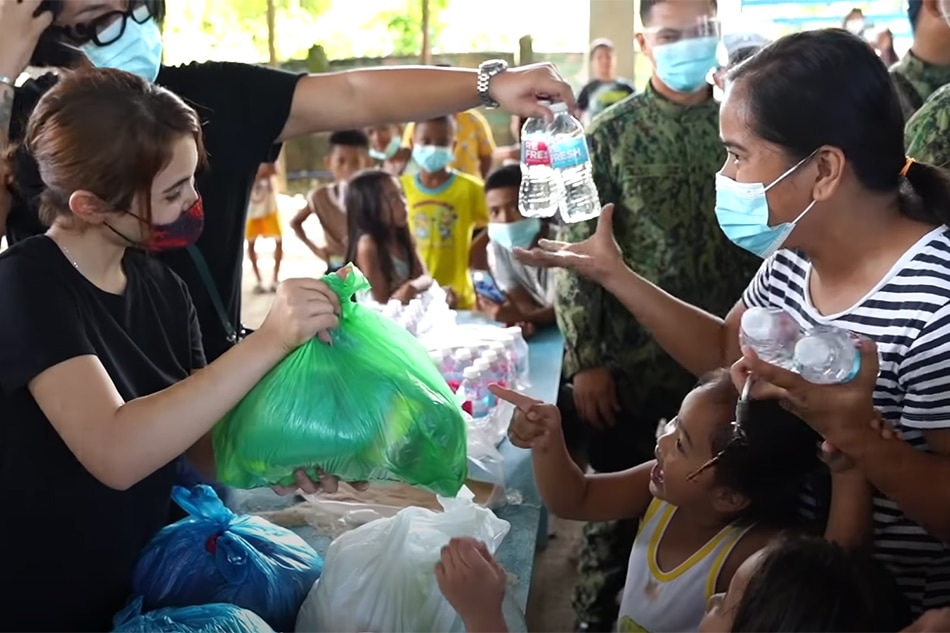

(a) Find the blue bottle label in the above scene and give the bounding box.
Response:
[550,137,590,170]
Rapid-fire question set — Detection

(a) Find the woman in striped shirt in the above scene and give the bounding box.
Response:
[519,28,950,615]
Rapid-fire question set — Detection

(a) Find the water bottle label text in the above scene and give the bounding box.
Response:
[522,139,551,166]
[550,138,591,170]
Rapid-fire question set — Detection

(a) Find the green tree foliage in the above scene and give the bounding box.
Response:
[375,0,450,56]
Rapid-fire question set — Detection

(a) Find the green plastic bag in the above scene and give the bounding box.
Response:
[213,267,467,496]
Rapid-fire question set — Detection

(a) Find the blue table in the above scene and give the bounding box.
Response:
[232,320,564,622]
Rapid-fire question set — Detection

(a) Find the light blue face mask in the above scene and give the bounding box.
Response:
[412,145,454,173]
[653,36,719,93]
[715,151,818,259]
[370,137,401,162]
[81,16,163,82]
[488,218,542,251]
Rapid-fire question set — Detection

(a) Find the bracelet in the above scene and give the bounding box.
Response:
[0,75,15,88]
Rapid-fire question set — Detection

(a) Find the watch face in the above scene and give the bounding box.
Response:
[481,59,508,74]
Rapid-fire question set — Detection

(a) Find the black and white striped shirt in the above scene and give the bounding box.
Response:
[743,227,950,615]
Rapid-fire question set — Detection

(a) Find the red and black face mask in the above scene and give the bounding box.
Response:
[106,197,205,252]
[148,196,205,251]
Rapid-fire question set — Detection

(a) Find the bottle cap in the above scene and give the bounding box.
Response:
[463,366,480,380]
[429,349,446,362]
[537,99,552,107]
[474,358,491,371]
[483,350,498,363]
[550,101,568,114]
[454,348,473,361]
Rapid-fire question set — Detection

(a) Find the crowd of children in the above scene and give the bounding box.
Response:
[251,115,555,336]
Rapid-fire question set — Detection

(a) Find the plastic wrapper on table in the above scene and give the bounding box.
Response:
[112,596,274,633]
[213,266,468,497]
[131,485,322,632]
[296,487,515,633]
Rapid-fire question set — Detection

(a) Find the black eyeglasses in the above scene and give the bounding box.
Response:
[58,0,164,47]
[687,375,752,482]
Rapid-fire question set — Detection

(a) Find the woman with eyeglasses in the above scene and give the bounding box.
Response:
[0,0,575,364]
[0,0,575,523]
[517,29,950,616]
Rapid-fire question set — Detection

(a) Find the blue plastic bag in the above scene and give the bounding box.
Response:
[131,485,322,632]
[112,596,274,633]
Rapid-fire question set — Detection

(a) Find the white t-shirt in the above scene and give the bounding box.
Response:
[743,227,950,615]
[487,241,556,308]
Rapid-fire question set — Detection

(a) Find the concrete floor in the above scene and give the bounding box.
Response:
[240,195,582,631]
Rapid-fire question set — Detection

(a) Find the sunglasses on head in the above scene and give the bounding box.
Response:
[686,375,752,482]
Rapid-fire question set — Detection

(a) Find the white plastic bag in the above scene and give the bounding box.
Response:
[296,487,511,633]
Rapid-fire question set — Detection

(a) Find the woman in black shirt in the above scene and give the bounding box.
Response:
[0,68,341,632]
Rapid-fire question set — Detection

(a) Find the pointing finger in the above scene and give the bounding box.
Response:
[489,384,541,410]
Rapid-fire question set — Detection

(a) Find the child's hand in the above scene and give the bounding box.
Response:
[435,538,507,629]
[489,384,563,451]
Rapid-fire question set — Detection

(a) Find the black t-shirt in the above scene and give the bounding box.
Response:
[576,77,637,119]
[7,61,302,361]
[0,237,205,632]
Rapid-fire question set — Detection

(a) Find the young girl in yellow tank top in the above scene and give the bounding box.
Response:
[480,370,870,633]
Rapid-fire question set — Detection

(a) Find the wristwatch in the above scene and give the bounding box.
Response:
[476,59,509,109]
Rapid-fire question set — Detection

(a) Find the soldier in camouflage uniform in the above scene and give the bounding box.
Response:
[890,0,950,122]
[555,1,763,630]
[906,83,950,168]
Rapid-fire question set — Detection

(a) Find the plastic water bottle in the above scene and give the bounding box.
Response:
[429,348,448,372]
[548,102,601,224]
[487,343,511,386]
[503,327,530,385]
[519,102,558,218]
[794,326,861,384]
[446,348,474,384]
[739,307,802,370]
[460,366,491,419]
[473,358,497,409]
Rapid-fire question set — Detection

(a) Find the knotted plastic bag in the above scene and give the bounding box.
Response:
[131,485,322,632]
[296,487,512,633]
[112,596,275,633]
[213,266,468,496]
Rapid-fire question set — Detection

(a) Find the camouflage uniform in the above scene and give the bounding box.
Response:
[555,83,761,631]
[890,52,950,122]
[906,83,950,169]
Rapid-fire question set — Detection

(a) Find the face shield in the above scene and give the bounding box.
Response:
[644,16,721,93]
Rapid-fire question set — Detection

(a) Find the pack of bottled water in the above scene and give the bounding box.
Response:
[357,283,530,437]
[739,306,864,384]
[519,101,601,224]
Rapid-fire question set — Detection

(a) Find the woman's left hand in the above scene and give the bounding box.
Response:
[271,468,370,496]
[729,337,880,438]
[490,63,576,120]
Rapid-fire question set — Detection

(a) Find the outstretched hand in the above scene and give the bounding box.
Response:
[513,204,624,283]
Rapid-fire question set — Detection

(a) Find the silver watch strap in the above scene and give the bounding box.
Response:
[0,75,15,88]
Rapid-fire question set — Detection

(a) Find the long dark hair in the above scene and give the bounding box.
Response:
[732,535,911,632]
[728,28,950,226]
[343,170,415,290]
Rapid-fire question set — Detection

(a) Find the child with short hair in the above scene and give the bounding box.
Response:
[480,164,555,335]
[291,130,370,272]
[472,371,863,633]
[401,116,488,309]
[344,169,431,304]
[366,123,410,175]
